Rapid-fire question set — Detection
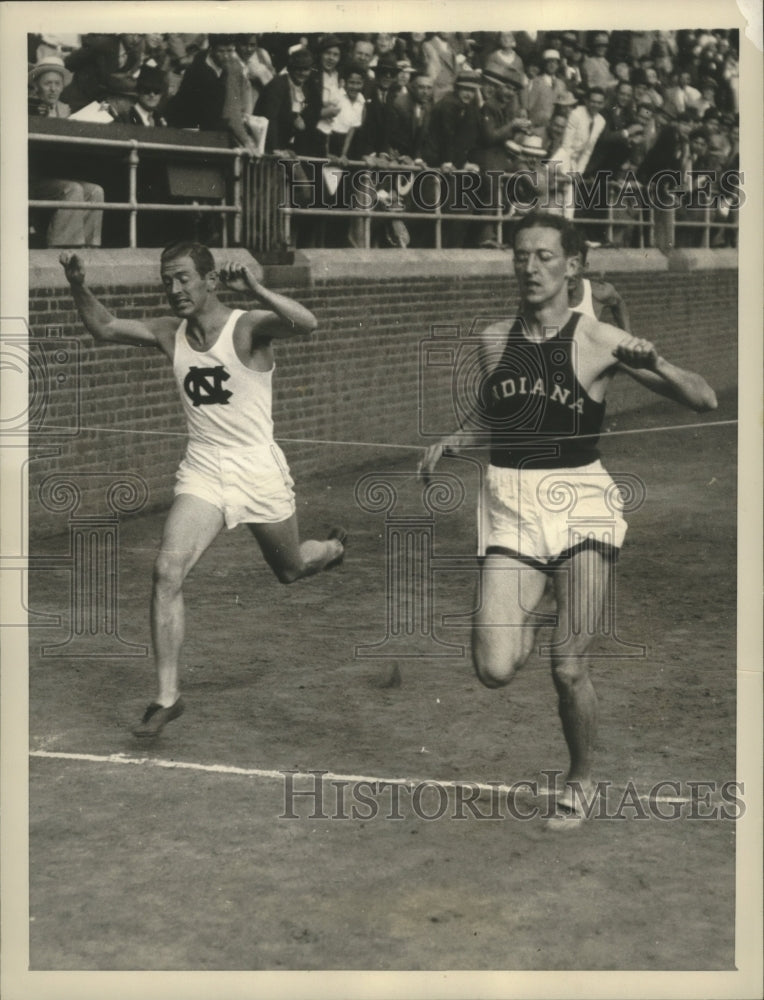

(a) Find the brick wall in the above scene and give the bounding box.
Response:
[26,254,737,539]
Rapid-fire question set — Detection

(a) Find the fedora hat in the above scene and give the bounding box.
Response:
[317,34,342,52]
[455,69,482,89]
[136,65,166,93]
[542,49,561,62]
[374,51,399,74]
[482,65,523,90]
[28,54,66,84]
[554,90,577,107]
[506,133,548,157]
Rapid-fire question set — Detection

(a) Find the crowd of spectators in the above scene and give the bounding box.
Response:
[28,29,740,249]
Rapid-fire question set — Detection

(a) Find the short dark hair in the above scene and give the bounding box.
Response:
[344,61,368,81]
[160,241,216,277]
[587,86,606,100]
[208,34,237,49]
[512,212,582,258]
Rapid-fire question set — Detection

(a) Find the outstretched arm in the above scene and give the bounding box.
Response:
[218,262,318,341]
[613,335,718,412]
[60,253,175,352]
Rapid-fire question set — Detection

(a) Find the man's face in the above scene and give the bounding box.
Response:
[161,256,214,316]
[376,65,397,92]
[593,37,609,54]
[543,58,559,75]
[321,46,341,72]
[633,83,648,104]
[586,92,605,116]
[237,37,259,61]
[412,77,433,104]
[35,70,64,105]
[352,42,374,68]
[138,87,162,111]
[616,84,633,108]
[690,135,708,159]
[548,114,567,145]
[375,33,395,54]
[679,71,692,88]
[210,44,237,69]
[645,68,658,86]
[513,227,576,307]
[288,63,312,86]
[499,33,515,51]
[345,72,365,99]
[614,62,631,82]
[456,84,476,105]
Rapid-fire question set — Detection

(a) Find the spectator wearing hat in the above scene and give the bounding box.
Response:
[474,66,529,245]
[255,47,318,155]
[28,55,70,118]
[582,33,616,91]
[504,133,549,216]
[129,65,168,126]
[165,34,238,131]
[422,32,464,103]
[421,69,483,247]
[353,52,398,160]
[526,49,570,128]
[693,77,718,118]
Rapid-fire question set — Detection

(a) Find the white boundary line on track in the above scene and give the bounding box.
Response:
[29,749,693,804]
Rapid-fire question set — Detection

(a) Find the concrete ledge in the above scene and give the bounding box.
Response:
[303,249,513,282]
[666,248,738,271]
[586,248,668,272]
[29,248,263,291]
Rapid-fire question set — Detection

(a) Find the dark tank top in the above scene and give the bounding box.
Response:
[484,312,606,469]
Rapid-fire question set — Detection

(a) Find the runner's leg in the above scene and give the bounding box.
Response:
[151,493,225,706]
[247,513,344,584]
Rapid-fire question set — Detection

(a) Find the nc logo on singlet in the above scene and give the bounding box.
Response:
[183,365,232,407]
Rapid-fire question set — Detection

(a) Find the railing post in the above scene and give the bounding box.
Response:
[232,151,243,246]
[128,142,139,248]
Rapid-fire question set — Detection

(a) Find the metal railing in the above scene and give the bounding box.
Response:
[29,131,244,248]
[29,133,738,253]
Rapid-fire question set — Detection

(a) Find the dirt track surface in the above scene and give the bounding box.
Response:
[28,393,738,970]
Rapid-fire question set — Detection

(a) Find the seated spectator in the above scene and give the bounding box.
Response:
[347,36,375,84]
[582,32,616,91]
[28,54,70,118]
[693,77,718,118]
[28,57,104,249]
[526,49,570,128]
[69,75,138,123]
[542,109,575,217]
[386,72,434,164]
[504,133,548,216]
[559,32,585,94]
[165,34,237,130]
[371,33,404,69]
[128,65,168,126]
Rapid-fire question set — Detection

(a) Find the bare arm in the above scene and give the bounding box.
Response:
[60,253,175,352]
[218,262,318,341]
[611,334,718,412]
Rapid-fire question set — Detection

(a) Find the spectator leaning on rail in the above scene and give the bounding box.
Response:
[255,46,317,156]
[28,56,104,249]
[421,68,483,248]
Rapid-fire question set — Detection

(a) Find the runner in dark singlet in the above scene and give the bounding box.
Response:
[419,212,717,824]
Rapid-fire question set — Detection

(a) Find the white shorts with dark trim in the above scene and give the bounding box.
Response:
[174,440,296,528]
[478,460,628,572]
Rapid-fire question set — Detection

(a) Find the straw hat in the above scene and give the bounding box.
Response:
[28,54,66,84]
[506,134,548,157]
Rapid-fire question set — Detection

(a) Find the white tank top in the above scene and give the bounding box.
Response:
[571,277,596,319]
[173,309,275,449]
